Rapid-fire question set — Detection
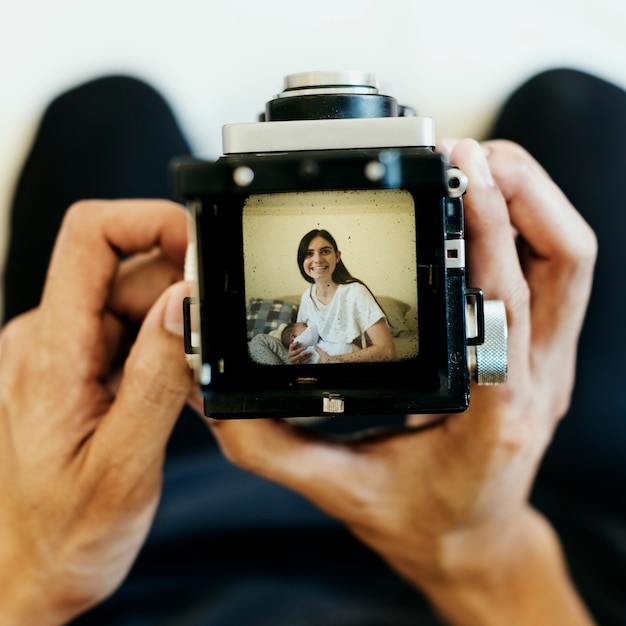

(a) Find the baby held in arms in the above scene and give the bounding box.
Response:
[281,322,353,364]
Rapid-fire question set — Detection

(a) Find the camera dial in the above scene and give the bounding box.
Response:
[265,70,415,121]
[281,70,380,94]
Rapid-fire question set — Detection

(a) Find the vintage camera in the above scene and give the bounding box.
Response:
[174,71,507,419]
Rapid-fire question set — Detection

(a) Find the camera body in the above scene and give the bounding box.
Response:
[174,71,507,419]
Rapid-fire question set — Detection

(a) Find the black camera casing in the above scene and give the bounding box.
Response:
[174,72,506,419]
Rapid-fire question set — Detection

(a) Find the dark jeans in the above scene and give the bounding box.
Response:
[3,69,624,625]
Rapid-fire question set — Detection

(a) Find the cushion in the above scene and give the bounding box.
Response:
[246,298,299,341]
[376,296,411,336]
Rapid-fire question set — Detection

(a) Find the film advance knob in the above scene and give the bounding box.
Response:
[474,300,508,385]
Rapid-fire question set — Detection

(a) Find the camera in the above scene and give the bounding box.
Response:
[174,71,507,419]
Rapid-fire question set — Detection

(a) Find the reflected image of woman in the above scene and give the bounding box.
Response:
[289,229,396,364]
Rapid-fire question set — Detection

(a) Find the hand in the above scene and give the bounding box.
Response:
[314,346,331,363]
[205,140,597,625]
[288,340,311,364]
[0,200,201,625]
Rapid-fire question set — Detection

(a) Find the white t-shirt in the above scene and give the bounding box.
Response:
[293,323,354,363]
[296,282,385,347]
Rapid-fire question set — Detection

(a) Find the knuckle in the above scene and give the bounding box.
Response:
[489,139,531,160]
[552,390,574,423]
[59,201,103,239]
[487,140,543,190]
[0,310,36,356]
[576,223,598,266]
[558,221,598,281]
[0,314,39,402]
[0,315,24,348]
[505,148,536,183]
[63,199,97,223]
[132,359,188,414]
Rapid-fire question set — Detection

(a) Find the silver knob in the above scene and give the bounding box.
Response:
[467,299,508,385]
[283,70,379,91]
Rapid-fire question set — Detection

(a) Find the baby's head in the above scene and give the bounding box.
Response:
[281,322,308,347]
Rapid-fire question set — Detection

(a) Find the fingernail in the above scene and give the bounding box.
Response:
[163,282,190,337]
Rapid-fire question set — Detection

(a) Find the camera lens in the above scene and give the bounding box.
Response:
[282,70,380,93]
[265,70,399,121]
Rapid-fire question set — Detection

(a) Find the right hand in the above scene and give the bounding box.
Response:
[205,140,598,625]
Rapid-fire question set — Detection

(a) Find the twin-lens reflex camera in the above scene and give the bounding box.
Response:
[174,70,508,419]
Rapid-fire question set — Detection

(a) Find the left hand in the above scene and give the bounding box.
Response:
[314,346,331,363]
[0,200,201,625]
[288,340,311,364]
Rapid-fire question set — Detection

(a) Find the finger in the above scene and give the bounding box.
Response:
[0,311,40,400]
[448,139,527,304]
[484,140,596,353]
[87,281,196,484]
[39,200,188,379]
[289,343,310,364]
[483,141,594,259]
[435,137,459,159]
[109,250,184,324]
[484,142,596,418]
[433,139,543,458]
[96,250,186,385]
[448,140,531,395]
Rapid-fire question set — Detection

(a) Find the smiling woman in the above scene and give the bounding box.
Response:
[288,228,396,364]
[300,233,341,291]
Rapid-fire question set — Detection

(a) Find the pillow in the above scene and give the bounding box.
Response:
[246,298,299,341]
[376,296,411,337]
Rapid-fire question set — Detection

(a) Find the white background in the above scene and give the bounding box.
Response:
[1,0,626,292]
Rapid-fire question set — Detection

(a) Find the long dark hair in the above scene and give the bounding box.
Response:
[296,229,390,329]
[297,229,361,285]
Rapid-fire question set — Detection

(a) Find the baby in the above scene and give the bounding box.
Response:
[281,322,353,364]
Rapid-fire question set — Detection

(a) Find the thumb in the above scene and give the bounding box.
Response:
[91,281,197,477]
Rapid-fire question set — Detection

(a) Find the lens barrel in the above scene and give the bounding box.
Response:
[265,70,401,121]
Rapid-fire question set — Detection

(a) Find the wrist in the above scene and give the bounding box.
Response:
[390,507,594,626]
[0,539,35,625]
[0,582,80,626]
[0,547,74,626]
[0,576,48,626]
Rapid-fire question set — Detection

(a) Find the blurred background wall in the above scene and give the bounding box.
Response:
[1,0,625,301]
